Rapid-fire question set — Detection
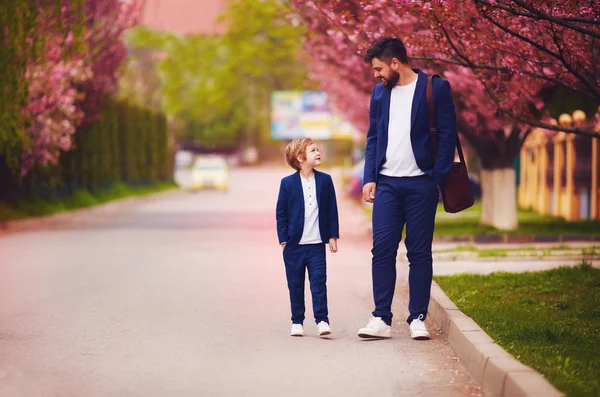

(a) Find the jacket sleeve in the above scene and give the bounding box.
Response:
[328,176,340,239]
[433,79,458,188]
[363,86,378,185]
[275,179,288,244]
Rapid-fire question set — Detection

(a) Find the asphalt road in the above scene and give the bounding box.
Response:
[0,167,480,397]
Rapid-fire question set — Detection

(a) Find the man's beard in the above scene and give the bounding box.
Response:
[382,71,400,88]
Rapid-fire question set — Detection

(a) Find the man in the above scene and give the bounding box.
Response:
[357,37,457,340]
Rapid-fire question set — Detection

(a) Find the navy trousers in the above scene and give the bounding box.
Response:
[371,174,438,325]
[283,243,328,325]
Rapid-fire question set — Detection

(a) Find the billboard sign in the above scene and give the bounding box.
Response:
[271,91,332,140]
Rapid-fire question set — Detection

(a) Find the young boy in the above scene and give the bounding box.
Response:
[276,137,339,337]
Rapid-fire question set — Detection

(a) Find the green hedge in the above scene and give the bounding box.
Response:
[1,97,172,201]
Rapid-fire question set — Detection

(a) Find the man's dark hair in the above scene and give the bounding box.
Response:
[363,37,409,65]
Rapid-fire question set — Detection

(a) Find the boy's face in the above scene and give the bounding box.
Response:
[299,143,321,168]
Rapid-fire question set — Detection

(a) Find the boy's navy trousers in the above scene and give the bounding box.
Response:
[371,174,438,326]
[283,243,328,325]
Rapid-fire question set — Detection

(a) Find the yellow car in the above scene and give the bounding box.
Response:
[190,156,229,192]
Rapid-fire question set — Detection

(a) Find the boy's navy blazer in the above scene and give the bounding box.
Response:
[363,69,458,188]
[276,169,339,246]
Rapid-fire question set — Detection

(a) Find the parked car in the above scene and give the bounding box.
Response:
[191,155,229,192]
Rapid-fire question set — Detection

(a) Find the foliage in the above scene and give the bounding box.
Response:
[394,0,600,136]
[123,0,314,149]
[291,0,600,138]
[0,0,143,175]
[289,0,532,171]
[0,181,176,222]
[0,97,171,202]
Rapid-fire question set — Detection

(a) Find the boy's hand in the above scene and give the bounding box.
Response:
[329,238,338,253]
[281,242,286,250]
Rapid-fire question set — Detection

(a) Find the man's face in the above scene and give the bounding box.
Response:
[371,57,400,88]
[299,143,321,168]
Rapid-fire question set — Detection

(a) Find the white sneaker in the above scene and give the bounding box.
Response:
[290,324,304,337]
[409,314,430,340]
[317,321,331,337]
[357,317,392,338]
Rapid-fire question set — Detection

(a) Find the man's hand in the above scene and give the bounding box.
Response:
[281,242,286,250]
[362,182,376,203]
[329,238,338,253]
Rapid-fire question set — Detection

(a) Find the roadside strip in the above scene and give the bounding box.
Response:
[428,282,564,397]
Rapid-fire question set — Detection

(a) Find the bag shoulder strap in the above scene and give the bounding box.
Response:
[426,74,466,164]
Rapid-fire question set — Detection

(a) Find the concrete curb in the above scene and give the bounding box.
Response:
[428,281,564,397]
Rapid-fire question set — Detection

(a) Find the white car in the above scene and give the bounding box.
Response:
[190,156,229,192]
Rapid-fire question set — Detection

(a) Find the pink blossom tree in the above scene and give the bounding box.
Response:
[290,0,599,229]
[16,0,144,174]
[392,0,600,136]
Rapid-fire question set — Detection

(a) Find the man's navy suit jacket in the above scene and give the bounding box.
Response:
[276,170,339,247]
[363,69,457,188]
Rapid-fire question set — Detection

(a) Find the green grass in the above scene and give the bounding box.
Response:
[0,181,178,222]
[476,248,509,258]
[435,264,600,397]
[364,201,600,236]
[435,202,600,236]
[435,244,600,259]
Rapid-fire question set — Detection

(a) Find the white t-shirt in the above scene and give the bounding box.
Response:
[379,77,424,178]
[299,174,322,245]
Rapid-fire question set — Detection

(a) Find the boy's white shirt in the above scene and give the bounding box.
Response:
[298,173,322,244]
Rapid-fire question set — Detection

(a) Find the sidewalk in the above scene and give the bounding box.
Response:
[331,171,571,397]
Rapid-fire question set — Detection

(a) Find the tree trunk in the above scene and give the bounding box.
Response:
[480,168,518,230]
[462,125,526,231]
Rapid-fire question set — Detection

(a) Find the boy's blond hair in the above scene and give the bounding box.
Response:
[285,137,315,171]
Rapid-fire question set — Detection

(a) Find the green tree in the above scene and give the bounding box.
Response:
[122,0,315,151]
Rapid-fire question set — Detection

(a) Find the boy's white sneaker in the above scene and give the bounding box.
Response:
[290,324,304,337]
[409,315,430,340]
[317,321,331,337]
[357,317,392,338]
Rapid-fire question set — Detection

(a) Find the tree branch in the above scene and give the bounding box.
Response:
[411,54,586,99]
[473,0,600,38]
[480,79,600,137]
[433,13,474,67]
[480,8,562,60]
[309,2,361,54]
[480,8,600,101]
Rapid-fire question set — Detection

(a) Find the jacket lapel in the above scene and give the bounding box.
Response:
[410,69,428,130]
[293,172,304,218]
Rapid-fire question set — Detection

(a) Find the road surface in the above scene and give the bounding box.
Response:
[0,167,480,397]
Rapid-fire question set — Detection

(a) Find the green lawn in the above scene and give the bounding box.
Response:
[0,181,178,222]
[435,264,600,397]
[435,244,599,258]
[363,200,600,236]
[434,202,600,236]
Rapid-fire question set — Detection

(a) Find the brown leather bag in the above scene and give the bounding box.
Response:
[427,75,474,213]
